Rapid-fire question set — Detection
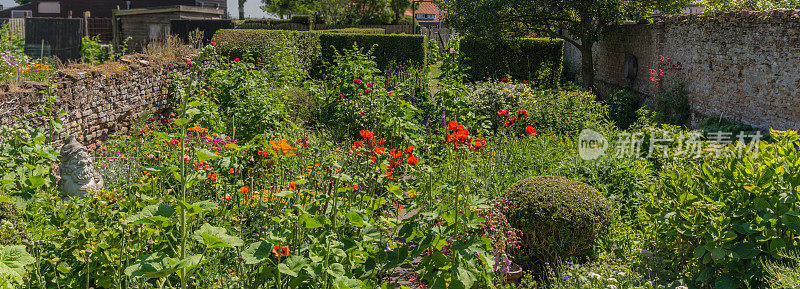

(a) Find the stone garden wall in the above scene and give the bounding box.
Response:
[0,58,187,148]
[566,10,800,130]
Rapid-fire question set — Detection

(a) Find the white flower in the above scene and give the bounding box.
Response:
[617,271,626,277]
[676,286,688,289]
[587,272,602,280]
[607,278,618,283]
[607,285,617,289]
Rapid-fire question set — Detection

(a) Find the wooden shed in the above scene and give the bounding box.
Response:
[113,5,224,51]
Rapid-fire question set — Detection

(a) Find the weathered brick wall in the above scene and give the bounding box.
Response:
[0,61,186,148]
[565,10,800,130]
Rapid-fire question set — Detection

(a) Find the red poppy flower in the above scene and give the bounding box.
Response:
[397,202,405,210]
[390,149,403,158]
[473,139,486,151]
[405,145,414,155]
[289,181,296,190]
[447,121,461,132]
[522,80,529,84]
[407,155,418,165]
[353,141,364,149]
[280,246,290,256]
[228,168,236,174]
[359,130,374,139]
[297,137,309,147]
[497,109,510,118]
[238,186,250,201]
[517,110,528,118]
[500,77,508,82]
[374,147,385,155]
[525,126,537,136]
[259,148,269,158]
[272,245,280,258]
[207,172,218,182]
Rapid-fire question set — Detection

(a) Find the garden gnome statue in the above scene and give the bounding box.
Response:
[58,136,104,198]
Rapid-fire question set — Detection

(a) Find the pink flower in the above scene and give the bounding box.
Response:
[367,82,373,88]
[365,88,371,93]
[338,94,344,99]
[659,55,665,62]
[388,91,392,95]
[211,42,216,46]
[234,58,240,62]
[354,78,362,85]
[183,154,191,162]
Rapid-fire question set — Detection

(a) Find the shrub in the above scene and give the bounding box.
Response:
[81,35,109,64]
[517,89,608,135]
[463,81,526,133]
[499,176,613,267]
[211,29,320,74]
[321,28,385,34]
[607,89,640,129]
[319,33,426,71]
[460,37,564,88]
[643,130,800,288]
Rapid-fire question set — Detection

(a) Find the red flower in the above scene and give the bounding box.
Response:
[522,80,529,84]
[280,246,290,256]
[207,172,218,182]
[407,155,418,165]
[498,109,510,118]
[228,168,236,174]
[517,110,528,118]
[297,137,309,147]
[397,202,405,210]
[238,186,250,201]
[405,145,414,155]
[447,121,460,132]
[500,77,508,83]
[289,181,296,190]
[473,139,486,151]
[374,147,385,155]
[359,130,374,139]
[353,141,364,149]
[390,149,403,158]
[272,245,280,258]
[525,126,537,136]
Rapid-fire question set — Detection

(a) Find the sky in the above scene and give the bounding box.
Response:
[0,0,276,19]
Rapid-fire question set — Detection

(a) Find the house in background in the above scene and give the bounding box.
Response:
[0,0,227,18]
[405,2,444,27]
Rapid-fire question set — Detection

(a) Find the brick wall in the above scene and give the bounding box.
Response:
[565,10,800,130]
[0,60,187,148]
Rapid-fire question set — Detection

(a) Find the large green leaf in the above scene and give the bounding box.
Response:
[345,211,365,227]
[241,241,273,265]
[196,149,221,161]
[192,223,243,249]
[733,243,761,259]
[179,201,218,216]
[125,204,175,225]
[0,245,35,284]
[124,253,173,280]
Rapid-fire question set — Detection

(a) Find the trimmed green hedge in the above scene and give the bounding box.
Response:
[212,30,426,75]
[212,29,320,72]
[319,33,426,70]
[235,15,313,29]
[321,28,385,34]
[461,37,564,88]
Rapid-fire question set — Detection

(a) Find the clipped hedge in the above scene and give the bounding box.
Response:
[461,37,564,88]
[211,29,320,72]
[319,33,426,70]
[321,28,385,35]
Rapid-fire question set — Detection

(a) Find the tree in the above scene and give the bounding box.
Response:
[438,0,689,89]
[389,0,411,24]
[238,0,247,20]
[262,0,317,19]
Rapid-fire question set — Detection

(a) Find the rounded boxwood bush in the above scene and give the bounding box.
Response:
[499,175,613,267]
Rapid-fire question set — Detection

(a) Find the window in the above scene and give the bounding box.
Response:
[11,10,32,18]
[415,13,436,20]
[38,2,61,14]
[148,24,170,40]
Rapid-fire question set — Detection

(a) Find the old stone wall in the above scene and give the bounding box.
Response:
[565,10,800,130]
[0,60,186,148]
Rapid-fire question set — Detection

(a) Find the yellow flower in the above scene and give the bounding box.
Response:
[269,139,297,156]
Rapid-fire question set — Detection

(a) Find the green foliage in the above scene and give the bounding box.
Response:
[0,245,35,287]
[764,250,800,289]
[607,89,640,129]
[518,89,608,135]
[698,0,800,13]
[655,84,691,126]
[460,37,564,89]
[319,33,427,71]
[212,29,320,72]
[499,176,613,267]
[643,130,800,288]
[698,116,761,141]
[80,35,109,65]
[236,15,314,28]
[0,23,24,56]
[321,28,385,34]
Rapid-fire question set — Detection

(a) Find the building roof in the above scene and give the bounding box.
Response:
[113,5,224,16]
[405,2,443,22]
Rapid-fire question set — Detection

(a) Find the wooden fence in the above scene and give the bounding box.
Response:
[421,27,455,51]
[87,18,113,42]
[25,18,82,60]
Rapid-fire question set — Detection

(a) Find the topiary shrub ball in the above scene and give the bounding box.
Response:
[499,175,613,267]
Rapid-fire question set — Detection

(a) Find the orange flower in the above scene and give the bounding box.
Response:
[353,184,359,191]
[289,181,296,190]
[187,126,209,133]
[397,202,405,210]
[272,244,289,257]
[272,245,280,257]
[405,145,414,155]
[238,186,250,201]
[281,246,290,256]
[374,147,385,155]
[473,139,486,151]
[406,155,418,165]
[269,139,297,156]
[390,149,403,158]
[359,130,374,139]
[207,172,218,182]
[353,141,364,149]
[228,168,236,174]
